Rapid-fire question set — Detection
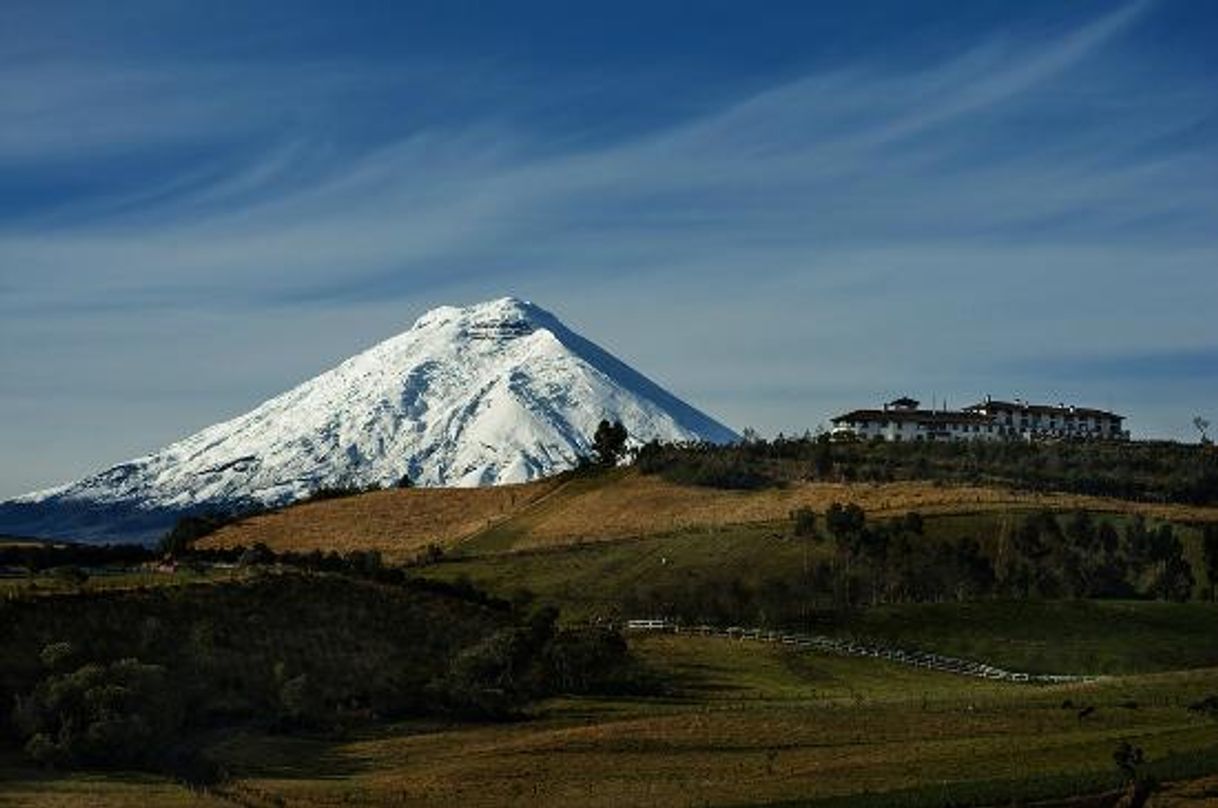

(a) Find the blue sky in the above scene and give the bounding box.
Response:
[2,0,1217,497]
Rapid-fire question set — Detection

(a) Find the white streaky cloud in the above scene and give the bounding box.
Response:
[1,1,1216,499]
[2,2,1207,312]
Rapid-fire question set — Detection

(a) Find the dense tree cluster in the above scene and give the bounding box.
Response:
[622,506,1203,628]
[1,567,646,780]
[636,441,776,489]
[13,657,184,771]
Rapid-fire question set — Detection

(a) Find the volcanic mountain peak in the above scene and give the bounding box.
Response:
[1,297,736,543]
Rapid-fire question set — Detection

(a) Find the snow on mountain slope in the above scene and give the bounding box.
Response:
[0,297,737,543]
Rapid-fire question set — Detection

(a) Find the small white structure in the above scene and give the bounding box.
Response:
[830,396,1127,443]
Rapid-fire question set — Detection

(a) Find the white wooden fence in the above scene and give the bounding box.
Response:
[621,619,1091,685]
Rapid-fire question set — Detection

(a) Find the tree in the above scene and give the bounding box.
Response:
[1148,525,1194,601]
[13,658,184,768]
[1112,739,1145,782]
[238,543,273,567]
[1195,416,1212,446]
[790,507,817,539]
[592,420,628,467]
[824,503,867,607]
[811,436,833,479]
[159,513,229,557]
[1202,524,1218,602]
[50,565,89,589]
[790,507,818,597]
[825,502,865,539]
[274,665,325,729]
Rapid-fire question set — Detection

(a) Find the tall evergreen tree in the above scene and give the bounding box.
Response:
[592,420,629,466]
[1202,524,1218,602]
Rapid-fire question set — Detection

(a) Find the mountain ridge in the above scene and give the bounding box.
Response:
[0,297,736,543]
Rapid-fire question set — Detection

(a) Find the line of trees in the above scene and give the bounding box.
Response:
[622,506,1216,628]
[815,506,1199,607]
[635,435,1218,505]
[0,542,156,572]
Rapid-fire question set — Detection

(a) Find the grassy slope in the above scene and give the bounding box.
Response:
[189,469,1218,677]
[839,600,1218,675]
[0,760,219,808]
[5,635,1214,807]
[197,468,1218,562]
[426,521,814,619]
[419,508,1218,674]
[454,470,1218,553]
[182,641,1218,807]
[201,477,561,562]
[0,567,250,598]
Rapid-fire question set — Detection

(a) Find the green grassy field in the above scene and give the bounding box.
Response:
[2,633,1214,807]
[5,493,1217,805]
[426,510,1214,608]
[0,566,245,597]
[837,600,1218,675]
[417,509,1218,676]
[431,520,805,619]
[0,752,218,808]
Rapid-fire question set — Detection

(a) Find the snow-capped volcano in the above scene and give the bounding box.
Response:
[0,297,736,543]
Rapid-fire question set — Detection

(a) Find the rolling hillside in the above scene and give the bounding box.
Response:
[201,467,1218,562]
[203,477,562,562]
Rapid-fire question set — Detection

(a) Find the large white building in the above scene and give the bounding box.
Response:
[830,396,1127,443]
[964,397,1128,441]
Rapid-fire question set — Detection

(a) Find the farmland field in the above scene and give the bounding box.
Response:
[8,466,1218,806]
[2,633,1215,807]
[199,468,1218,561]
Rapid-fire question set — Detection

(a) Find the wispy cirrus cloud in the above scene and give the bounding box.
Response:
[1,1,1215,495]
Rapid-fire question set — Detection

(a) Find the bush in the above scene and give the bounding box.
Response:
[49,565,88,588]
[13,658,184,769]
[544,626,652,695]
[274,665,326,730]
[636,442,777,490]
[791,507,817,538]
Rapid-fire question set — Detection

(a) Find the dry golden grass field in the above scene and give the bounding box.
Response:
[201,468,1218,561]
[202,477,561,562]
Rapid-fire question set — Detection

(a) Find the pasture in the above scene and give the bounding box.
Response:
[2,633,1214,807]
[198,468,1218,561]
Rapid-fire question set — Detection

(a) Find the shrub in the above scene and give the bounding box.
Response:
[49,565,88,588]
[791,507,817,538]
[13,658,185,769]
